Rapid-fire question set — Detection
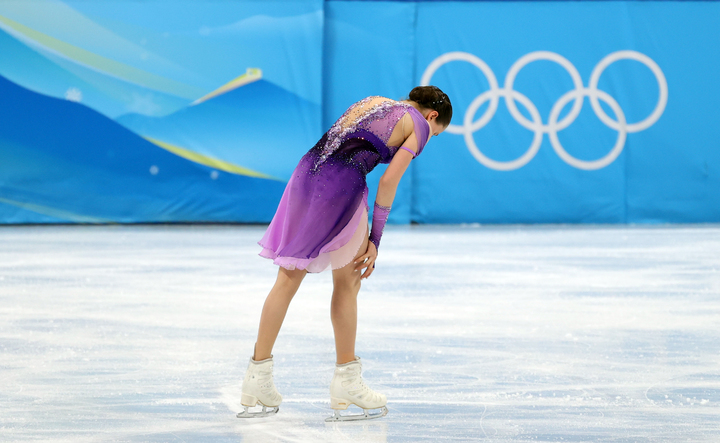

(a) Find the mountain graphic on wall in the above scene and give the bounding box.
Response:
[0,74,286,224]
[0,26,191,119]
[116,69,320,181]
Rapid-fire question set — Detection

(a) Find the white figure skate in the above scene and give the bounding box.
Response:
[326,357,388,422]
[237,356,282,418]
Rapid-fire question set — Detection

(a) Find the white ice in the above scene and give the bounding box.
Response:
[1,224,719,442]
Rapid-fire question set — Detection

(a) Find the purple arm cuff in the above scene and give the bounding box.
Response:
[398,146,417,158]
[369,202,391,250]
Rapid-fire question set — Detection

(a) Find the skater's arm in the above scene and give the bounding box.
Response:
[375,131,417,207]
[354,133,417,279]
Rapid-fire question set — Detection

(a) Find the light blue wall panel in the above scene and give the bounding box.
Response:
[412,1,719,223]
[324,2,416,223]
[622,2,720,223]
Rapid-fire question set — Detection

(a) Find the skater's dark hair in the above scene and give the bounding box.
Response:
[408,86,452,127]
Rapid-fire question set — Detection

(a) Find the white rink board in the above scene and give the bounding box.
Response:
[1,225,719,442]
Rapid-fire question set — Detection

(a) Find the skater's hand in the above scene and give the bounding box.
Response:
[354,241,377,279]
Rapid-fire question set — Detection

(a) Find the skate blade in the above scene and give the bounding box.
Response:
[325,406,388,422]
[236,404,279,418]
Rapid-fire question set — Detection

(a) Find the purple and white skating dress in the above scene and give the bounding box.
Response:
[259,97,431,273]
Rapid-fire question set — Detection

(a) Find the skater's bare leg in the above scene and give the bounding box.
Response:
[331,234,368,365]
[254,267,306,361]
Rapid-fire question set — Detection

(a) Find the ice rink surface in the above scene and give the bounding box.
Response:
[1,224,719,442]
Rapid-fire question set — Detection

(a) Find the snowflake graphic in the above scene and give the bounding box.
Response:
[65,87,83,102]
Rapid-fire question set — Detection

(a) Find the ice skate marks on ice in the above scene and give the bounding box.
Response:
[218,383,278,418]
[218,383,244,413]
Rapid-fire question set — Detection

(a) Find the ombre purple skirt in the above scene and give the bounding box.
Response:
[259,136,381,273]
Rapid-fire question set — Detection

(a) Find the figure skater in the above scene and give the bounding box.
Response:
[237,86,452,421]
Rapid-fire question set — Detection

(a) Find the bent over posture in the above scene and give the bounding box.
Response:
[238,86,452,421]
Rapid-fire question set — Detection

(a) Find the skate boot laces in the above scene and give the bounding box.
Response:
[344,377,382,402]
[252,365,280,400]
[338,366,383,403]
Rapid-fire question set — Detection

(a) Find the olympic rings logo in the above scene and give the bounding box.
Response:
[421,51,668,170]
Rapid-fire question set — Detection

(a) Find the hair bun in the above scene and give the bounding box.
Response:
[409,86,440,108]
[407,85,453,127]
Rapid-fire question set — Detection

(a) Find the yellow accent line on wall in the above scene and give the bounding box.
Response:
[0,14,204,100]
[0,196,111,223]
[191,68,262,106]
[143,136,282,181]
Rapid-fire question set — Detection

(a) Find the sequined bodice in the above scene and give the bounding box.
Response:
[317,97,415,166]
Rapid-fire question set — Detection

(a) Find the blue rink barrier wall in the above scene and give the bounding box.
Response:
[327,1,720,224]
[1,1,718,224]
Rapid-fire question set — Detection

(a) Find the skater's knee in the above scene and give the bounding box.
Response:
[277,267,306,289]
[332,275,361,296]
